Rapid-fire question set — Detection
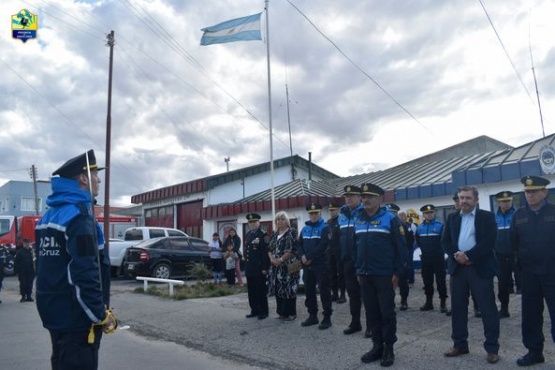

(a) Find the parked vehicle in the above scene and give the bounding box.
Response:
[1,244,15,276]
[123,236,210,279]
[109,227,188,276]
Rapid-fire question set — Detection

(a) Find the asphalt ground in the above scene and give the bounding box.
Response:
[1,273,555,370]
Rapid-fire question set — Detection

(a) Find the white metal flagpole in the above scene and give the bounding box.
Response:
[264,0,276,222]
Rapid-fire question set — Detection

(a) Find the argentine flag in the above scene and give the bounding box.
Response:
[200,13,262,46]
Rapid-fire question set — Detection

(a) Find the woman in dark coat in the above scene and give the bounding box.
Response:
[224,228,243,285]
[267,211,299,320]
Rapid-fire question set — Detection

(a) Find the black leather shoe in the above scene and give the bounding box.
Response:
[364,329,372,338]
[336,295,347,304]
[245,313,258,318]
[26,297,34,302]
[499,309,510,318]
[516,353,545,366]
[361,345,383,363]
[257,314,268,320]
[474,309,482,318]
[444,347,469,357]
[343,324,362,335]
[487,353,500,364]
[318,317,332,330]
[420,303,434,311]
[301,316,319,327]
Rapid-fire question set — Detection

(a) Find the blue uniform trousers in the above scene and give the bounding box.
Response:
[303,267,332,317]
[359,275,397,345]
[50,327,102,370]
[344,260,368,326]
[521,270,555,354]
[421,256,447,299]
[246,273,268,316]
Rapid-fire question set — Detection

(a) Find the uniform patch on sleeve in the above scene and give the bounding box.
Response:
[399,226,405,236]
[76,235,97,257]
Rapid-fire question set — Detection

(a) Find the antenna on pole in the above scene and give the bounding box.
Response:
[285,84,296,180]
[224,157,230,172]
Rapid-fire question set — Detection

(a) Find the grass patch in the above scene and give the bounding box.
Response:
[135,282,246,300]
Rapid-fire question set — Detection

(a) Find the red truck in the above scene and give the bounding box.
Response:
[0,215,138,275]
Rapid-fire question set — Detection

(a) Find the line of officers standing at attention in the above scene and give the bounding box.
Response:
[240,176,555,368]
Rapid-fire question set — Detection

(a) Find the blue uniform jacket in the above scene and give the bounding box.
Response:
[495,206,515,256]
[338,202,364,262]
[510,201,555,275]
[354,207,408,276]
[35,177,109,331]
[297,217,330,271]
[415,219,444,259]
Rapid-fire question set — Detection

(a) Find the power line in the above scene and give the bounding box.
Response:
[285,0,431,134]
[477,0,534,104]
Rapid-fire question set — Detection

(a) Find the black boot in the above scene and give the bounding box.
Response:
[318,316,332,330]
[400,297,408,311]
[331,289,338,302]
[499,304,510,318]
[301,315,319,327]
[343,320,362,334]
[361,343,383,363]
[420,297,433,311]
[440,298,447,313]
[337,289,347,304]
[380,345,395,367]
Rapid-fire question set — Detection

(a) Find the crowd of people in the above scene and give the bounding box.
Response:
[239,176,555,368]
[2,148,554,369]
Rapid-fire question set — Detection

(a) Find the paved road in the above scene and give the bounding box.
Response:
[1,274,555,369]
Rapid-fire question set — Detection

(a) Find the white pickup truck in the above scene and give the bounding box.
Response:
[109,227,188,276]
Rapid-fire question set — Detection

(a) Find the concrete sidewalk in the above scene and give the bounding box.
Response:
[114,275,555,370]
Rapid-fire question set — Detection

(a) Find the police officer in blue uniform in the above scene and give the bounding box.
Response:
[339,185,371,337]
[510,175,555,366]
[35,150,115,370]
[244,213,270,320]
[416,204,448,313]
[298,203,333,330]
[327,202,346,303]
[358,183,407,367]
[494,191,517,318]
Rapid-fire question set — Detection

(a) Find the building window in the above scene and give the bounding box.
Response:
[21,197,42,212]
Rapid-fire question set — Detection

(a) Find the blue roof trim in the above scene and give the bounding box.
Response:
[432,182,446,196]
[520,160,541,177]
[483,165,502,182]
[419,185,432,198]
[395,188,407,201]
[466,168,483,185]
[407,185,419,200]
[501,162,520,180]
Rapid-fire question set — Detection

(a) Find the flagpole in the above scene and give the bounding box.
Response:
[264,0,276,222]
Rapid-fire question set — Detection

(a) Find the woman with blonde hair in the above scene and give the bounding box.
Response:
[267,211,299,320]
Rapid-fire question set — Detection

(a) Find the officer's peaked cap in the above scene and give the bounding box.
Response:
[52,149,105,178]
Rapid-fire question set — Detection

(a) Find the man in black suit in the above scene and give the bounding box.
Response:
[441,186,500,364]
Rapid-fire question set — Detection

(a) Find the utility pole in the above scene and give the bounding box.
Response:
[104,30,115,250]
[29,165,39,215]
[224,157,230,172]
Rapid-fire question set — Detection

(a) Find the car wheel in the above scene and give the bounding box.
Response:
[153,263,171,279]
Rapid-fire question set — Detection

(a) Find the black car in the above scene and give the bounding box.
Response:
[123,236,211,279]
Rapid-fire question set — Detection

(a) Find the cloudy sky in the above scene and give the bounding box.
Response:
[1,0,554,206]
